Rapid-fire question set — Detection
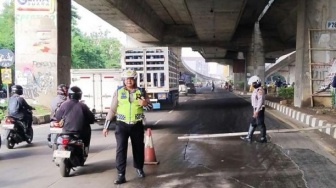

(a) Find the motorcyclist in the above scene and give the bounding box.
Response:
[54,86,94,155]
[7,85,35,138]
[48,84,69,149]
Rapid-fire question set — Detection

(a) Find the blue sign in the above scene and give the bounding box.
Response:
[0,49,14,67]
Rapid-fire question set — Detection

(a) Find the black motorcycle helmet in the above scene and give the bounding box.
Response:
[11,85,23,95]
[68,86,82,100]
[57,84,69,96]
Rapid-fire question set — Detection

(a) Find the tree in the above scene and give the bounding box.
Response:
[90,30,122,68]
[0,0,14,51]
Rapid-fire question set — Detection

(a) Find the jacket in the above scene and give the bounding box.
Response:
[55,99,94,133]
[8,94,33,120]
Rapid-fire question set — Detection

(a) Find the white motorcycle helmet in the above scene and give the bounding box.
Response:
[248,75,261,88]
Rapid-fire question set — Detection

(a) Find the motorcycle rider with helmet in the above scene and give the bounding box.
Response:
[48,84,69,149]
[7,85,35,138]
[54,86,95,155]
[240,76,267,143]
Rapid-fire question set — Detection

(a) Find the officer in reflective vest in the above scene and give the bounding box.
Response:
[102,69,152,184]
[241,76,267,143]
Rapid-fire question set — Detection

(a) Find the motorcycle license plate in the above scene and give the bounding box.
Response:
[50,127,62,134]
[2,124,14,129]
[53,150,71,158]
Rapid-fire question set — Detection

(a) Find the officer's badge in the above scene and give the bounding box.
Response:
[121,92,127,99]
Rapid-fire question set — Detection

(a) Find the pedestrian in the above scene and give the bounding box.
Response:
[102,69,152,185]
[240,76,267,143]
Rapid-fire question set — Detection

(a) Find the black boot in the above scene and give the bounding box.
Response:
[240,124,255,142]
[256,124,267,143]
[114,174,126,184]
[136,169,145,178]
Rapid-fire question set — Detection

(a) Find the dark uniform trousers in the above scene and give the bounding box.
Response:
[251,107,266,137]
[115,121,145,174]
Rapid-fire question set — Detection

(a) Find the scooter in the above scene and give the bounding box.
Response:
[53,133,88,177]
[2,113,34,149]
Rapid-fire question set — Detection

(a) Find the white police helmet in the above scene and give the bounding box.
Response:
[121,69,137,79]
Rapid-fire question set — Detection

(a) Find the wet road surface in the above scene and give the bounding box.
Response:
[1,87,336,187]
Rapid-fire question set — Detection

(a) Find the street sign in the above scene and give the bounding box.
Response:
[1,68,12,84]
[0,49,14,67]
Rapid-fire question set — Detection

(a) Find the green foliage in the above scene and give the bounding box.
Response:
[71,9,122,69]
[0,0,15,51]
[237,81,244,90]
[0,99,8,120]
[32,105,50,115]
[278,87,294,99]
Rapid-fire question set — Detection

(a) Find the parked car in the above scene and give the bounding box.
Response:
[179,80,188,96]
[186,83,196,94]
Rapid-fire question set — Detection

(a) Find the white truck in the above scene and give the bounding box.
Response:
[121,47,180,109]
[70,69,123,122]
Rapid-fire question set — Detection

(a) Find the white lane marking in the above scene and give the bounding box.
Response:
[154,119,161,125]
[169,110,173,113]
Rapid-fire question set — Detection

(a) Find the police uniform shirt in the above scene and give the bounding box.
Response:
[105,87,151,122]
[254,87,265,112]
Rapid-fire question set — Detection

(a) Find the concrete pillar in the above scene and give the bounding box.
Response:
[233,73,244,90]
[253,22,265,85]
[57,0,72,86]
[246,49,254,77]
[15,0,71,108]
[288,65,295,86]
[247,22,265,86]
[294,0,335,107]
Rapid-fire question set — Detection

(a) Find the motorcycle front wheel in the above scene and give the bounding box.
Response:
[26,127,34,144]
[60,158,71,177]
[6,138,15,149]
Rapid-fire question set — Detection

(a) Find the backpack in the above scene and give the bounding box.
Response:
[8,96,20,115]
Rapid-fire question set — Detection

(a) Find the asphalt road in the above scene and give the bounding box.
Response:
[1,86,336,188]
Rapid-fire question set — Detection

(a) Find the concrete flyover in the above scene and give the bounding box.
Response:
[75,0,296,63]
[265,51,296,84]
[14,0,336,108]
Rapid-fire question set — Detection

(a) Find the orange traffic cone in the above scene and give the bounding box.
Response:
[144,128,159,165]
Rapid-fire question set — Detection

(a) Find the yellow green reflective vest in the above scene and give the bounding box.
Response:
[116,87,144,122]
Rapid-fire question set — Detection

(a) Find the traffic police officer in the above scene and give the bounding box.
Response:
[240,76,267,143]
[102,69,152,184]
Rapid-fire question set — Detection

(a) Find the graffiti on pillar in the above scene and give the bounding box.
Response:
[16,65,55,99]
[310,30,336,94]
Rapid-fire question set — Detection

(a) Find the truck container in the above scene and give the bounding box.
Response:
[70,69,123,122]
[121,47,180,109]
